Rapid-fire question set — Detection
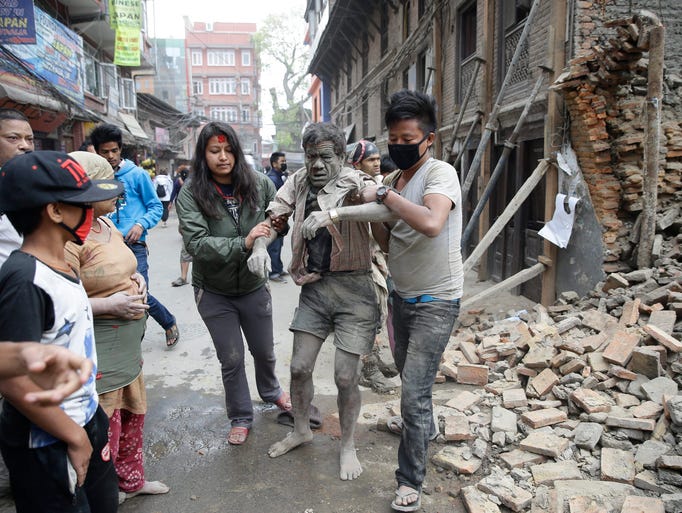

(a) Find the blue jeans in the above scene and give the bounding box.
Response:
[392,293,460,491]
[267,236,284,276]
[128,242,176,330]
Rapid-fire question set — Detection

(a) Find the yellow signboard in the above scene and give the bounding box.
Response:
[114,27,141,66]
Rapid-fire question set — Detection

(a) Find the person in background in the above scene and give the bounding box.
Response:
[349,140,397,394]
[170,166,192,287]
[78,139,95,153]
[66,151,169,504]
[0,109,34,264]
[380,153,399,181]
[265,151,288,283]
[90,123,180,348]
[153,168,173,228]
[176,122,291,446]
[349,140,381,180]
[0,151,122,513]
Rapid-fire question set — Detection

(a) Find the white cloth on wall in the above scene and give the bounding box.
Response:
[539,193,580,249]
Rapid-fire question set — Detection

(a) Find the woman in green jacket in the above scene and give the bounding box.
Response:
[176,122,290,445]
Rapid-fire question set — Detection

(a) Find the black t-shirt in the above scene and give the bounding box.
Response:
[304,188,332,273]
[0,251,54,341]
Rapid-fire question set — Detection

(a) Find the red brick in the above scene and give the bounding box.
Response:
[602,331,641,366]
[643,324,682,352]
[570,388,613,413]
[530,368,560,397]
[619,299,641,326]
[521,407,568,428]
[457,363,489,385]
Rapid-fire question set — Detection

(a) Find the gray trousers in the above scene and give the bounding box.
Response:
[195,285,283,427]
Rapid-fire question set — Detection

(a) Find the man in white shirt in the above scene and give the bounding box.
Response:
[0,109,34,263]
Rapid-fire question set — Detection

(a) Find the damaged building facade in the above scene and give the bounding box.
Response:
[305,0,682,305]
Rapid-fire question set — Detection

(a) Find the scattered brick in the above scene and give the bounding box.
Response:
[601,447,635,484]
[521,407,568,428]
[457,363,489,385]
[602,331,641,366]
[530,368,560,397]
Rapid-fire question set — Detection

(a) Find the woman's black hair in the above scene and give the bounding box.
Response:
[190,122,258,219]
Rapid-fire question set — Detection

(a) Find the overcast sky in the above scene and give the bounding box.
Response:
[148,0,306,39]
[147,0,308,140]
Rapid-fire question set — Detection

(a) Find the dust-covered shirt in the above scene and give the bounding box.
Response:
[385,158,463,300]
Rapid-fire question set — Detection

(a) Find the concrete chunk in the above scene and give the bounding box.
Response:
[601,447,636,484]
[553,480,636,513]
[530,460,582,485]
[431,446,482,475]
[461,486,502,513]
[573,422,604,450]
[477,474,533,512]
[502,388,528,408]
[641,377,678,404]
[620,495,664,513]
[445,389,482,412]
[499,448,547,469]
[571,388,614,413]
[520,430,569,458]
[491,405,518,434]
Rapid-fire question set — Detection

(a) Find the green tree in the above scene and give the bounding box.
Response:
[255,8,310,152]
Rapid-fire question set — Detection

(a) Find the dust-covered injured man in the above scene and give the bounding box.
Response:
[247,122,379,481]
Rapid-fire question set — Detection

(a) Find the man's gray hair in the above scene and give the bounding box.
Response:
[302,123,346,157]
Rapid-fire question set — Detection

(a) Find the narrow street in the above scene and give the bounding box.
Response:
[0,210,530,513]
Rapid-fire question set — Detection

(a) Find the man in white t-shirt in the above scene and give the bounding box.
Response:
[300,90,462,512]
[0,109,34,264]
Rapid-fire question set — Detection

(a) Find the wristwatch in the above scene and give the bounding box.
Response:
[376,185,391,204]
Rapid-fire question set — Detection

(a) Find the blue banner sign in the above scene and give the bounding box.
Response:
[0,0,36,44]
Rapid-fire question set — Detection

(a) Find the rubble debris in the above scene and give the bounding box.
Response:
[430,228,682,511]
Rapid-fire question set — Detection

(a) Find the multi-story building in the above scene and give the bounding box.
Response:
[185,21,261,159]
[305,0,682,304]
[149,38,189,113]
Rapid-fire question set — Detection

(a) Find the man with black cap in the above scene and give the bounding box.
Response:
[0,150,122,513]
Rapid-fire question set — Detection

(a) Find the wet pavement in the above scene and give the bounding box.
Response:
[0,210,532,513]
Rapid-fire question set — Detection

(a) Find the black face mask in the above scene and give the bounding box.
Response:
[279,163,288,173]
[387,134,430,171]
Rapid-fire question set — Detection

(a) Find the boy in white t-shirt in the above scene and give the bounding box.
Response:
[0,151,123,512]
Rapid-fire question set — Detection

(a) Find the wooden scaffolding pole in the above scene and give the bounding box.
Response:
[453,112,482,171]
[637,23,665,268]
[445,58,483,161]
[462,73,546,246]
[459,0,543,203]
[464,159,550,274]
[462,262,546,308]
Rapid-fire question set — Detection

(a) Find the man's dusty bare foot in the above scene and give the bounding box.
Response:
[339,447,362,480]
[268,431,313,458]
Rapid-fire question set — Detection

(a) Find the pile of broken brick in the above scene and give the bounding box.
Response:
[429,266,682,512]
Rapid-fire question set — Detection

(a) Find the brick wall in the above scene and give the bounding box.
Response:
[556,5,682,271]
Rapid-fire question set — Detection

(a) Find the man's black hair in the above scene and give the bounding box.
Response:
[302,123,346,157]
[385,90,438,135]
[89,124,123,152]
[270,151,286,166]
[0,108,29,124]
[380,153,399,174]
[5,207,44,237]
[78,139,93,151]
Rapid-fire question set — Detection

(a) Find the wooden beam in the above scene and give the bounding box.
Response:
[462,262,546,308]
[464,159,550,274]
[540,0,567,306]
[637,24,665,268]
